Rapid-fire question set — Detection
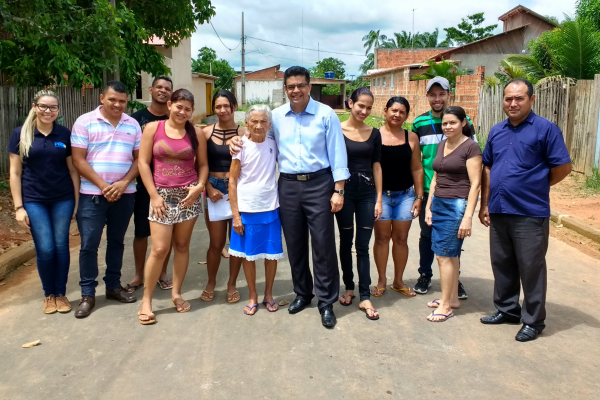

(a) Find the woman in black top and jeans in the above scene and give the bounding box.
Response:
[201,90,247,303]
[372,97,424,298]
[336,88,382,320]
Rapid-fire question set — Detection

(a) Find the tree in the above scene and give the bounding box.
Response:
[362,30,388,55]
[309,57,346,95]
[359,53,375,74]
[0,0,215,91]
[381,29,448,49]
[576,0,600,31]
[412,59,467,89]
[443,13,497,46]
[191,47,236,92]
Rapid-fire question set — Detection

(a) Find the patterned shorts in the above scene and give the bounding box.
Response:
[148,182,203,225]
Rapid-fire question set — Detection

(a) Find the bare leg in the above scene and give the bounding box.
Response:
[428,255,460,321]
[373,220,392,292]
[262,259,278,311]
[140,223,174,319]
[129,237,148,288]
[241,258,258,315]
[171,217,198,307]
[203,209,226,301]
[390,220,413,293]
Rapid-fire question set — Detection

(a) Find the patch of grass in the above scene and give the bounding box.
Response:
[584,168,600,193]
[237,98,272,112]
[237,121,245,126]
[337,113,412,131]
[475,131,488,153]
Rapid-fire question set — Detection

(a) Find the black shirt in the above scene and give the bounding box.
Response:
[343,128,382,173]
[7,124,74,203]
[381,129,414,191]
[131,107,169,132]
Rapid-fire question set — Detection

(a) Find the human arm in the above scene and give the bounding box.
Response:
[459,154,483,239]
[71,147,112,197]
[549,162,571,186]
[66,156,80,219]
[326,111,349,212]
[228,159,243,235]
[138,122,167,220]
[479,166,491,227]
[8,154,29,229]
[181,127,208,207]
[373,162,382,220]
[545,123,572,186]
[424,172,437,227]
[409,131,424,219]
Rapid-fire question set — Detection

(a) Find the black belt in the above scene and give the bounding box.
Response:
[280,167,331,181]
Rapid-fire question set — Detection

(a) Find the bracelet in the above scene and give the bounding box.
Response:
[15,205,24,211]
[414,195,424,201]
[198,181,205,188]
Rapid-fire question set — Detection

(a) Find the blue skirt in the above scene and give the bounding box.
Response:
[229,209,284,261]
[431,196,467,258]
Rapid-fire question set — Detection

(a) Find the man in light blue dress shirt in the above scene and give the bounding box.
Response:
[231,66,349,328]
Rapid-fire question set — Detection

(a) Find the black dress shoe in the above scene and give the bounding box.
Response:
[288,298,311,314]
[106,287,137,303]
[320,305,336,328]
[515,325,541,342]
[480,311,520,325]
[75,296,95,319]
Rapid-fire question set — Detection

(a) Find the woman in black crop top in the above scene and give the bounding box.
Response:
[372,97,424,299]
[336,88,382,320]
[200,90,247,304]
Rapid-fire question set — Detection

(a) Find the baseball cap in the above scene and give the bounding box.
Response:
[426,77,450,92]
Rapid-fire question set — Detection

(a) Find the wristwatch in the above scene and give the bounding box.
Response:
[334,190,345,196]
[414,195,424,201]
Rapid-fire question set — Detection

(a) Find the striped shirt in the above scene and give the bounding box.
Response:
[71,106,142,195]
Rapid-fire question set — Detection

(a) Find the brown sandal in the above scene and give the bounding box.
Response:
[200,290,214,302]
[227,290,240,303]
[172,299,191,313]
[138,311,156,325]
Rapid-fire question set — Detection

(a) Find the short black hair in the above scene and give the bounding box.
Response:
[103,80,127,94]
[385,96,411,115]
[284,66,310,86]
[212,90,238,112]
[152,75,173,88]
[504,78,534,98]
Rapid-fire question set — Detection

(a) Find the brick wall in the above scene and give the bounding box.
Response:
[376,48,442,69]
[369,66,485,125]
[234,66,280,81]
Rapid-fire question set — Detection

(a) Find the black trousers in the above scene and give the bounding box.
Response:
[278,173,339,310]
[335,173,375,301]
[490,214,549,330]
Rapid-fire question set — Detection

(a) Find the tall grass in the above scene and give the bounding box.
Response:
[584,168,600,192]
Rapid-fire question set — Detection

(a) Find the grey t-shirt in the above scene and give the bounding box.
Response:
[432,138,481,199]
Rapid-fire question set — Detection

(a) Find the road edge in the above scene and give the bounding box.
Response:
[550,209,600,244]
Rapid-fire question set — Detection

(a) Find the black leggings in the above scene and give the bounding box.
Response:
[335,173,376,301]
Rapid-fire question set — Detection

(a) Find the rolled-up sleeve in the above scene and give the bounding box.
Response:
[325,110,350,182]
[545,124,571,168]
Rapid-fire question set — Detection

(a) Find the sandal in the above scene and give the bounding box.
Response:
[371,285,386,297]
[339,295,355,306]
[360,307,380,321]
[172,299,191,313]
[262,300,278,312]
[244,303,258,315]
[200,290,214,302]
[427,311,454,322]
[391,286,416,297]
[157,279,173,290]
[427,299,460,309]
[126,283,143,293]
[137,311,156,325]
[227,290,240,304]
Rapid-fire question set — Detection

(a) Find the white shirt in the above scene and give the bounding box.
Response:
[233,135,279,213]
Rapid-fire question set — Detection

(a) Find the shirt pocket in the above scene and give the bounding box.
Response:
[517,138,543,169]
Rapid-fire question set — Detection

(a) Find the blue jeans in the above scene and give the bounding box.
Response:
[76,194,135,296]
[24,200,75,297]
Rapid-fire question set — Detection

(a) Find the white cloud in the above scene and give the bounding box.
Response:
[191,0,577,77]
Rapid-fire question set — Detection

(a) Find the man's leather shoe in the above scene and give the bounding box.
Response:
[320,305,336,328]
[106,287,137,303]
[75,296,95,319]
[480,311,520,325]
[515,325,541,342]
[288,298,311,314]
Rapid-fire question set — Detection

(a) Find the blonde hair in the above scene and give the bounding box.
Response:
[19,90,60,160]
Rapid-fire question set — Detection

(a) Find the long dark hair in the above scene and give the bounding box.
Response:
[385,96,410,114]
[350,87,374,103]
[170,88,199,152]
[441,106,473,138]
[212,89,237,112]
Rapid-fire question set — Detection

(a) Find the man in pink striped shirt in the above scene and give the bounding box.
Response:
[71,81,142,319]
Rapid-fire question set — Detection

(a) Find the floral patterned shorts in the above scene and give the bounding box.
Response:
[148,182,203,225]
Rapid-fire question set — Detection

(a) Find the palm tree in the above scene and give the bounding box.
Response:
[420,29,440,47]
[362,30,388,55]
[496,59,533,82]
[360,53,375,74]
[412,58,467,89]
[383,31,417,48]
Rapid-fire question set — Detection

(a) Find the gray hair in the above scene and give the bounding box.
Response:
[245,104,272,122]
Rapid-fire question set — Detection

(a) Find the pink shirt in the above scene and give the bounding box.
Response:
[152,121,197,188]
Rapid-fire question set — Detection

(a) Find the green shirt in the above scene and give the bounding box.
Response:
[412,111,475,192]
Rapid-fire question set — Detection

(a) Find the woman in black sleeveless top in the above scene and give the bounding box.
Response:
[372,97,424,298]
[336,88,382,320]
[201,90,246,304]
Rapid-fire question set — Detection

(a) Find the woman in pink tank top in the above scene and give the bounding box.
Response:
[136,89,209,324]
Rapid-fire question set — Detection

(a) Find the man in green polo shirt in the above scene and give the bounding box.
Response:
[411,77,475,297]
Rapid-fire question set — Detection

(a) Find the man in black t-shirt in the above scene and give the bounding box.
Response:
[125,75,173,292]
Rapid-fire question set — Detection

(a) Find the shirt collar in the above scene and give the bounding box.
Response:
[95,105,130,125]
[503,110,536,128]
[285,96,315,116]
[34,122,57,137]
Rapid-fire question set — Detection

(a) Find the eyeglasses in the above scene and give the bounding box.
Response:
[36,104,59,112]
[285,83,309,91]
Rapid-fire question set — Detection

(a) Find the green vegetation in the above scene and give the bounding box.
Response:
[577,0,600,31]
[310,57,346,96]
[237,98,272,112]
[584,168,600,192]
[443,13,497,47]
[191,47,237,92]
[127,100,147,114]
[337,114,412,131]
[412,59,467,90]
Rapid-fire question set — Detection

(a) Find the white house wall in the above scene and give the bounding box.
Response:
[235,80,287,105]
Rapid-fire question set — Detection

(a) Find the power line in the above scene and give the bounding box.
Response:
[246,36,365,57]
[247,39,306,64]
[210,21,241,51]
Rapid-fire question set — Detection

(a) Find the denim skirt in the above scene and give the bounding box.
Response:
[204,175,229,209]
[431,196,467,258]
[229,209,284,261]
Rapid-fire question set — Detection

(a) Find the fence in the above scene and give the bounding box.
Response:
[477,75,600,175]
[0,86,101,176]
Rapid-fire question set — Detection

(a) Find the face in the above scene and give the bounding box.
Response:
[214,97,235,121]
[168,99,194,125]
[33,96,59,125]
[427,85,450,113]
[441,113,466,138]
[349,95,373,122]
[384,102,408,127]
[246,111,271,137]
[100,89,128,119]
[503,82,534,121]
[284,75,311,108]
[150,79,172,104]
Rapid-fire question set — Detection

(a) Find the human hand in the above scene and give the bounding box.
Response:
[72,208,78,221]
[180,185,203,208]
[102,180,128,202]
[15,208,30,230]
[330,193,344,213]
[478,205,490,227]
[374,201,382,221]
[458,216,472,239]
[207,187,224,203]
[425,208,433,226]
[229,136,243,156]
[150,194,168,221]
[233,215,244,235]
[411,199,422,219]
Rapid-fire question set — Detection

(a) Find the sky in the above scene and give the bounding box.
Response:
[191,0,578,78]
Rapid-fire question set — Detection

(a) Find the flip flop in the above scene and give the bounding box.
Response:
[126,283,143,293]
[137,311,156,325]
[427,299,460,309]
[262,300,279,312]
[371,285,386,297]
[360,307,380,321]
[339,295,355,306]
[427,311,454,322]
[172,299,191,313]
[200,290,214,302]
[244,303,258,315]
[227,290,240,304]
[157,279,173,290]
[391,286,416,297]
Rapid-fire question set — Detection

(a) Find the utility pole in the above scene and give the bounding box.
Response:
[301,8,304,66]
[318,42,320,62]
[241,12,246,107]
[411,8,417,49]
[109,0,120,81]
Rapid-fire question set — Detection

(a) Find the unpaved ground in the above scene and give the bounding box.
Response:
[550,173,600,230]
[0,191,32,254]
